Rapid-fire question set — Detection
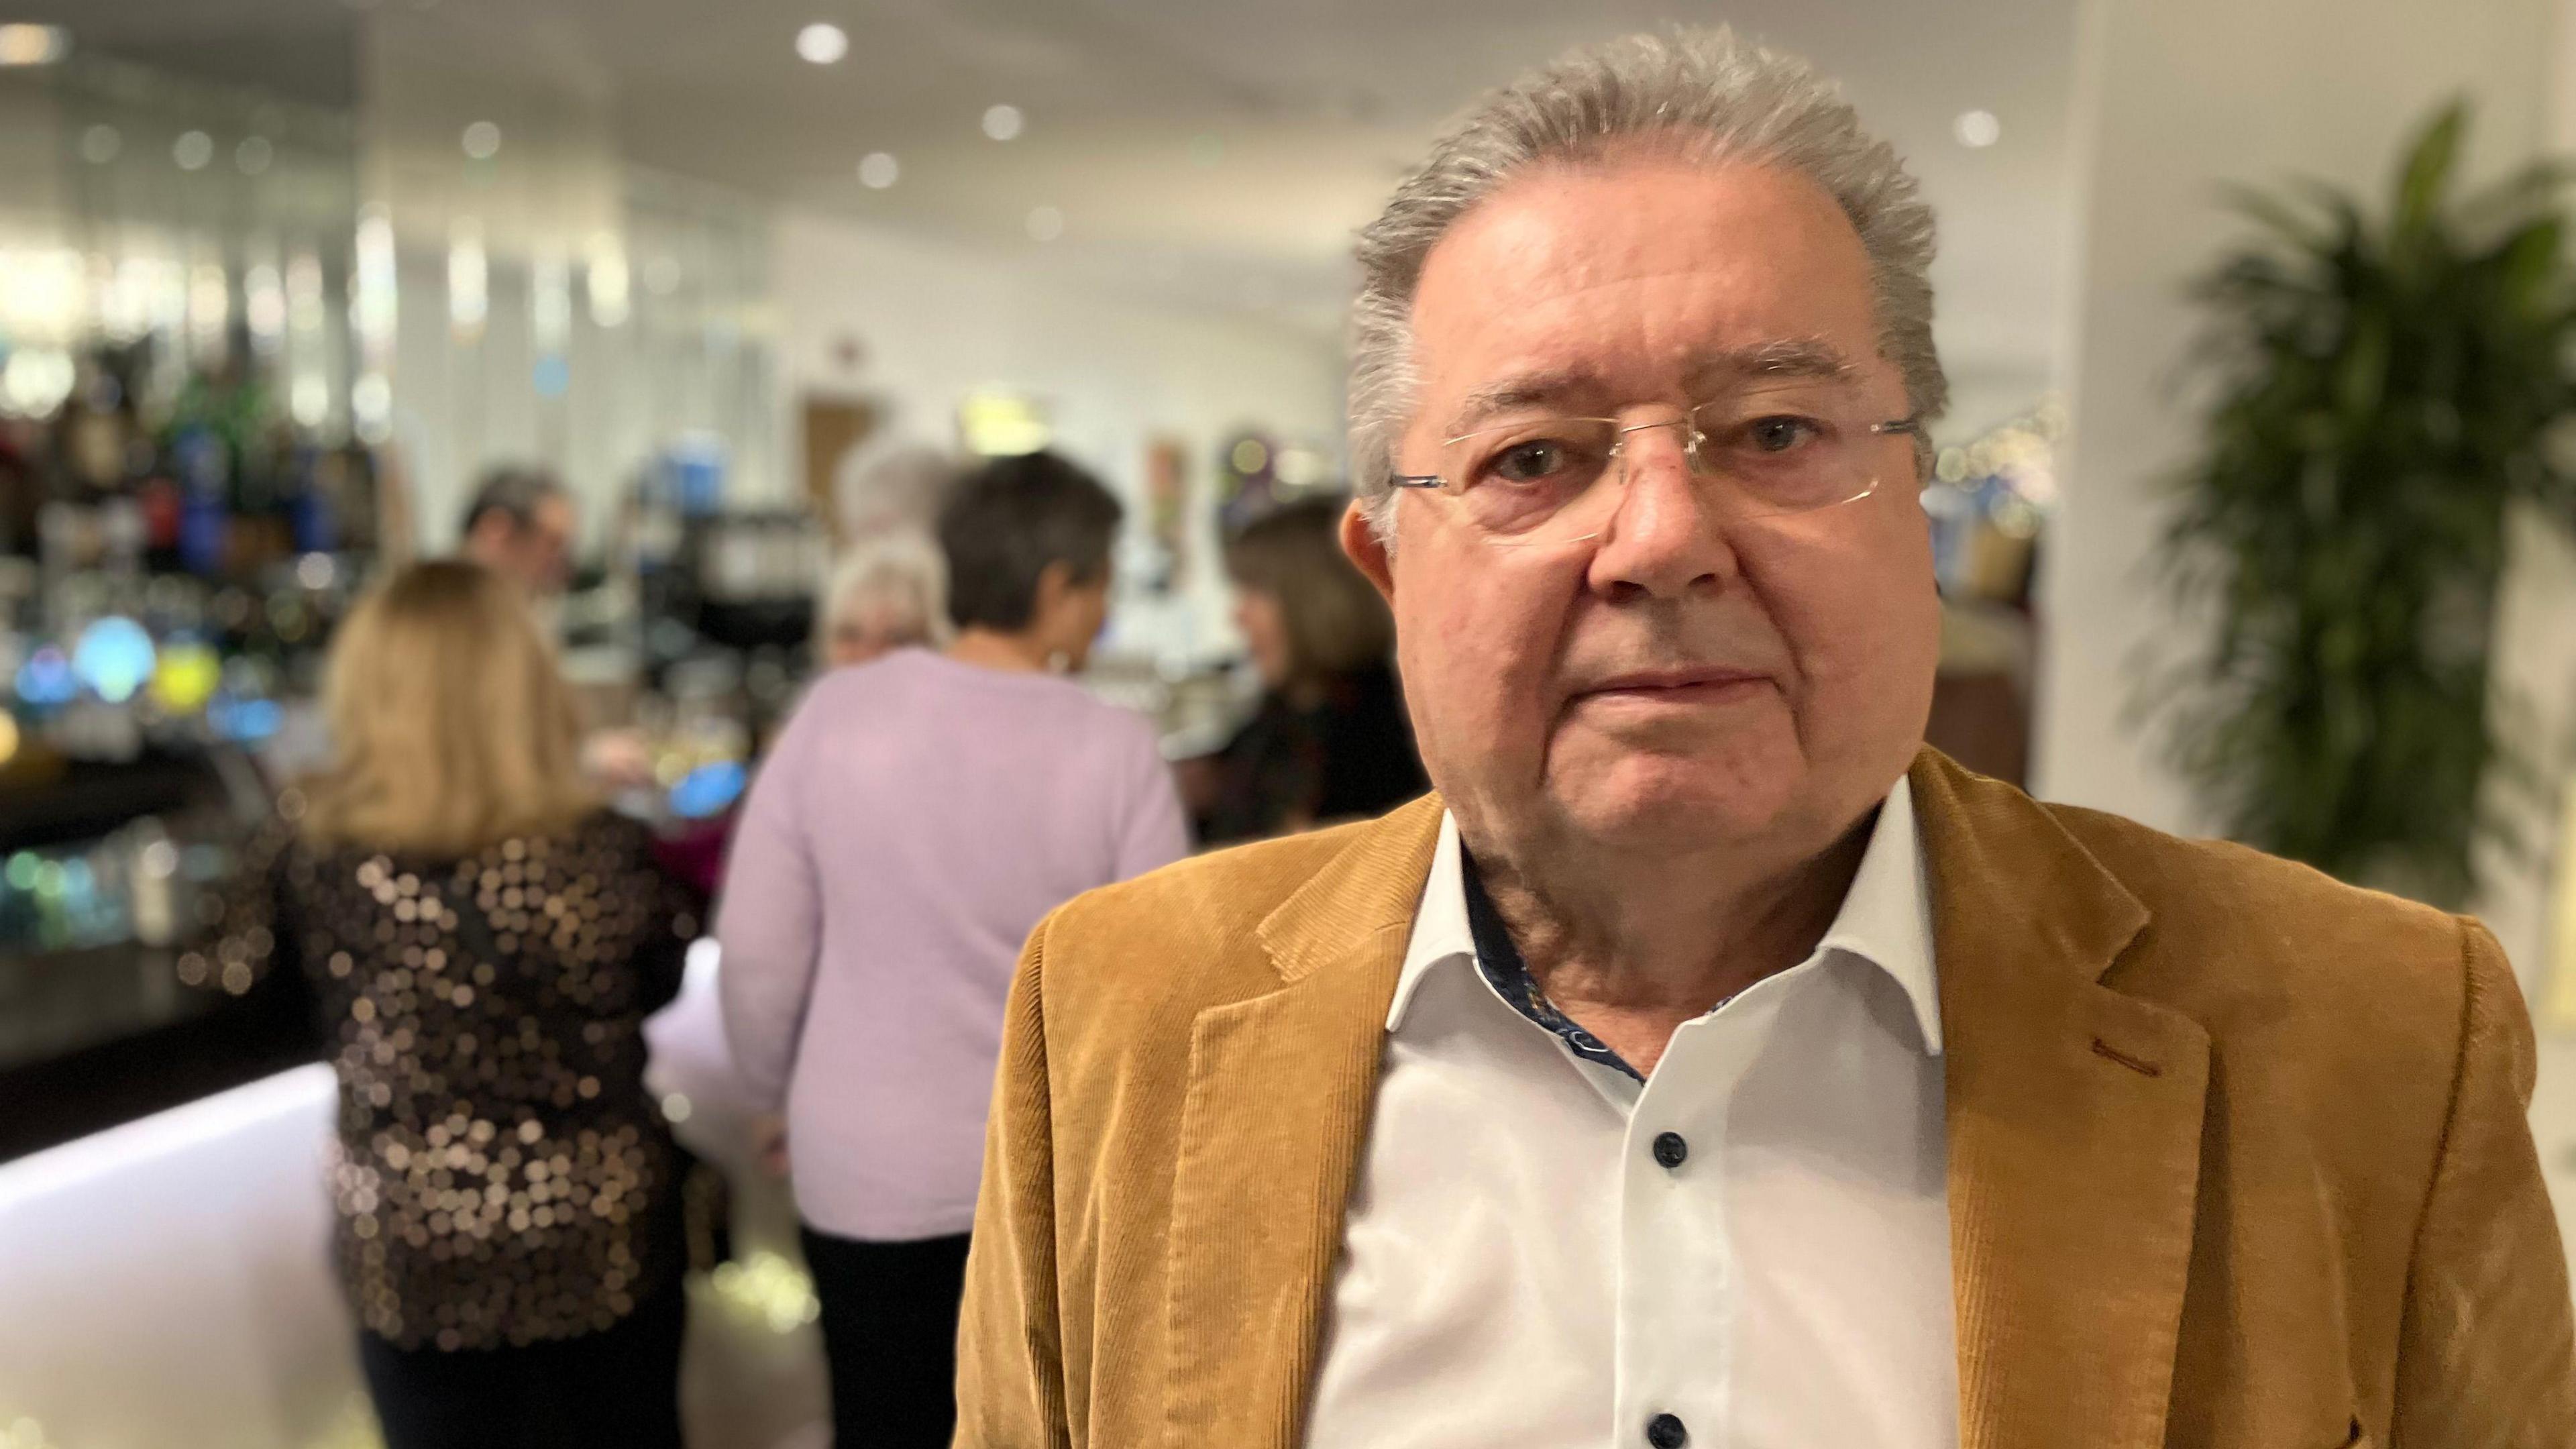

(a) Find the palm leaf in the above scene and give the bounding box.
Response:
[2394,101,2467,244]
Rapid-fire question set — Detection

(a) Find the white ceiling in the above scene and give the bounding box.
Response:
[37,0,2082,428]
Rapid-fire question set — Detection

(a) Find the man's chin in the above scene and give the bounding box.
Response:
[1537,726,1806,839]
[1544,767,1803,855]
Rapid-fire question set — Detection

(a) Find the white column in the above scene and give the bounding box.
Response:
[2479,0,2576,1015]
[2510,0,2576,1290]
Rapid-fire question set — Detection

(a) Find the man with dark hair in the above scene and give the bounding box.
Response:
[460,466,576,596]
[936,451,1123,641]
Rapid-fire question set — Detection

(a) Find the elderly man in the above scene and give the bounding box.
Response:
[460,465,578,596]
[956,29,2575,1449]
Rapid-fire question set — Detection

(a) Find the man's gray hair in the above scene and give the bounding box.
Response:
[1349,27,1947,531]
[461,464,568,537]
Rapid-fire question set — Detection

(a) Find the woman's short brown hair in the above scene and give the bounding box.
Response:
[938,452,1123,633]
[301,560,596,855]
[1224,498,1395,685]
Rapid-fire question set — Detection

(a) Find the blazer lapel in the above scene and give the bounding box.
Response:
[1159,799,1444,1449]
[1913,751,2214,1449]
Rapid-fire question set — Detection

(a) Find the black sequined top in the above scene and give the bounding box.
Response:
[190,807,704,1351]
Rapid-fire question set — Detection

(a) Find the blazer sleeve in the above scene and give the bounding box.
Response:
[955,916,1076,1449]
[2387,918,2575,1446]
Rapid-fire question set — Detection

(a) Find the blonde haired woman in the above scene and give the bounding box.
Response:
[199,561,702,1449]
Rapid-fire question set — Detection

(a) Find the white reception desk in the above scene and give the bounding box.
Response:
[0,941,819,1449]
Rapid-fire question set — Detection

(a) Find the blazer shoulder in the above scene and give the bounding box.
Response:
[2039,798,2477,1054]
[1049,815,1387,943]
[2045,800,2459,949]
[1029,814,1399,1013]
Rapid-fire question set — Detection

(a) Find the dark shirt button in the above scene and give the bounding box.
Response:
[1646,1413,1689,1449]
[1650,1131,1688,1170]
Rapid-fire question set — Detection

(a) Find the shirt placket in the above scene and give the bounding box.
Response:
[1611,1000,1770,1449]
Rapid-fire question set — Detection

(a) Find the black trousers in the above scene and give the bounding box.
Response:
[800,1226,973,1449]
[355,1286,688,1449]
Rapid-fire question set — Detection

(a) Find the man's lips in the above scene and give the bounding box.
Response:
[1572,666,1773,702]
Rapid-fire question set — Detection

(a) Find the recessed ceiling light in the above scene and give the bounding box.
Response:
[983,104,1024,142]
[172,131,214,172]
[797,22,848,65]
[462,121,501,159]
[1953,109,2001,149]
[236,136,274,175]
[0,23,70,66]
[1025,205,1064,242]
[858,152,899,189]
[78,123,121,164]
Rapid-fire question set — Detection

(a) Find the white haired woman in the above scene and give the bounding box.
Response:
[653,533,956,900]
[816,531,950,669]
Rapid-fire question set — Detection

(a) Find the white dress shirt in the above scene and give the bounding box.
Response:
[1305,780,1957,1449]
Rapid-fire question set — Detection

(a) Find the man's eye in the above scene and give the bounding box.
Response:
[1489,439,1578,484]
[1745,415,1823,452]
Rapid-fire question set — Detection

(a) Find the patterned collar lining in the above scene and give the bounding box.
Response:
[1459,851,1647,1083]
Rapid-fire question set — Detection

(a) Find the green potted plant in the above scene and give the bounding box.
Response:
[2158,103,2576,906]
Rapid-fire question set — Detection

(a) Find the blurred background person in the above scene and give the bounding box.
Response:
[833,441,961,545]
[651,531,955,912]
[461,466,578,598]
[815,531,950,669]
[194,560,704,1449]
[1189,496,1426,845]
[716,450,1189,1449]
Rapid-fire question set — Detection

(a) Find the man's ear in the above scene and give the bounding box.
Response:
[1340,499,1395,602]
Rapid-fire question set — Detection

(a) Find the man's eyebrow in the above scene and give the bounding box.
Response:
[1442,341,1862,436]
[1682,339,1857,388]
[1443,369,1607,437]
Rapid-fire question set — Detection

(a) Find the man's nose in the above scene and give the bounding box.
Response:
[1586,425,1737,598]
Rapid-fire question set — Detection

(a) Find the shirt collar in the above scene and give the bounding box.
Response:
[1387,776,1942,1055]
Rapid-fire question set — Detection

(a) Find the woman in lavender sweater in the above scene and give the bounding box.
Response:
[716,453,1189,1448]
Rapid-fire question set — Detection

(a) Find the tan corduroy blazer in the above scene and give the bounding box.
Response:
[955,751,2575,1448]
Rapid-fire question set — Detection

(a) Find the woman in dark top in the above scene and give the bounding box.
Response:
[1193,497,1428,845]
[196,560,702,1449]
